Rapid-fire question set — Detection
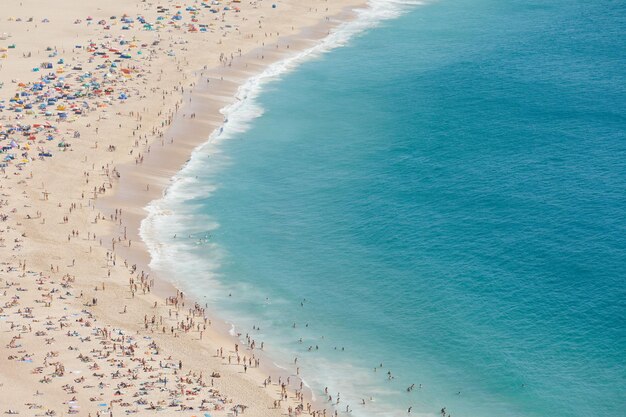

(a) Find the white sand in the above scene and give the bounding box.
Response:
[0,0,366,416]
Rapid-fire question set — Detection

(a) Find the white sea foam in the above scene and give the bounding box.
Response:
[139,1,428,416]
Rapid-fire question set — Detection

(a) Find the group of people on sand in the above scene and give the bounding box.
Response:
[0,0,453,415]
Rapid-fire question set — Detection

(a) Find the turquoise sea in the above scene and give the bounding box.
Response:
[141,0,626,416]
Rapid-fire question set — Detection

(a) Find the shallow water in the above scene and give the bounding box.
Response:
[141,0,626,415]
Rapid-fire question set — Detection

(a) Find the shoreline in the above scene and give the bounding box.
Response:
[97,2,425,413]
[0,1,371,416]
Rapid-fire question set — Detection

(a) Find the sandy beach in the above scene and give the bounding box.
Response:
[0,1,366,416]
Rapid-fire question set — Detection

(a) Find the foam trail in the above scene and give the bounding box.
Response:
[139,1,427,416]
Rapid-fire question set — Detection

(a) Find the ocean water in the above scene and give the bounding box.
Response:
[140,0,626,416]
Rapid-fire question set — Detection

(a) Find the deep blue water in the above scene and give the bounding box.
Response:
[143,0,626,416]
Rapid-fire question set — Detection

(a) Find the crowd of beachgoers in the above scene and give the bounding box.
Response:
[0,0,366,416]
